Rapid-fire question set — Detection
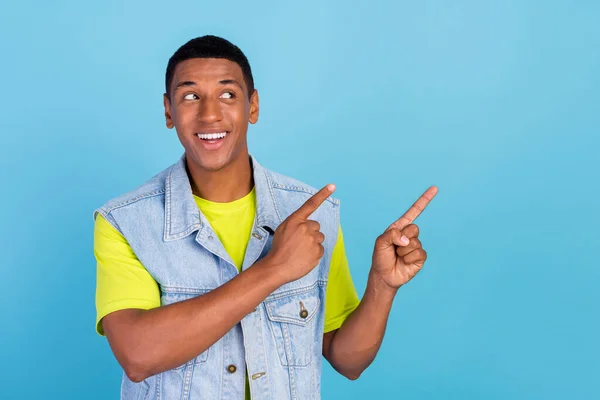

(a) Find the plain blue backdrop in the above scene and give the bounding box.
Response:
[1,1,598,399]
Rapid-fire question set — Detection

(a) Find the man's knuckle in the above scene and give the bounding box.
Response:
[404,224,419,236]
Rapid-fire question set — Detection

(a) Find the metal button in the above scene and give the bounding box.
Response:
[208,236,214,240]
[299,301,308,319]
[227,364,237,373]
[252,232,263,240]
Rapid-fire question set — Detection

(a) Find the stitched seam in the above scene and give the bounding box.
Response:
[155,372,162,400]
[272,184,340,206]
[289,364,297,399]
[265,170,283,222]
[161,286,212,294]
[165,168,173,239]
[102,189,165,214]
[265,281,325,301]
[182,362,194,400]
[266,282,318,300]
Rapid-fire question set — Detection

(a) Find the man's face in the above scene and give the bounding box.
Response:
[164,58,259,173]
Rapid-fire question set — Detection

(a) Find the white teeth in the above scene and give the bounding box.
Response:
[197,132,227,140]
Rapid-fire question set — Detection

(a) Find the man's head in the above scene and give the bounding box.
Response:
[163,35,259,173]
[165,35,255,101]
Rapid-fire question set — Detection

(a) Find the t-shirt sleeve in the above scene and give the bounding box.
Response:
[323,224,360,333]
[94,213,161,336]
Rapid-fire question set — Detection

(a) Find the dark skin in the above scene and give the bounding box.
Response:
[164,58,258,201]
[102,57,437,383]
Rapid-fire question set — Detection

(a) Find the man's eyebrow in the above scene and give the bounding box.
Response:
[174,81,196,91]
[173,79,244,92]
[219,79,244,90]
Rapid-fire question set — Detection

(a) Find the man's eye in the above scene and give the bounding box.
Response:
[184,93,198,100]
[220,91,235,99]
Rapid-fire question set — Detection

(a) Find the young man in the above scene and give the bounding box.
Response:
[94,35,437,400]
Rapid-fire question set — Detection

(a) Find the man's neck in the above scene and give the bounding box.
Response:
[185,153,254,203]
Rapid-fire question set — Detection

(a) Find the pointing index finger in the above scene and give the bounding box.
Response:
[391,186,438,230]
[294,184,336,219]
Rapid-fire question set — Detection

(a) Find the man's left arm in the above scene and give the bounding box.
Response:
[323,186,438,380]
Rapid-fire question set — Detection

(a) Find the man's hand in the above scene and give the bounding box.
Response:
[323,185,438,380]
[371,186,438,289]
[265,184,336,284]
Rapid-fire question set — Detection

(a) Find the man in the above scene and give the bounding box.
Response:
[94,35,437,400]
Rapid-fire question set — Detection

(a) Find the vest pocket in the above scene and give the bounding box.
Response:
[173,346,210,369]
[265,287,321,367]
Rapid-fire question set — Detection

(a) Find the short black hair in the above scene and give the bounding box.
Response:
[165,35,254,100]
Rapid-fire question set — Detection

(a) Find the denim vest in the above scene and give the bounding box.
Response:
[95,154,340,400]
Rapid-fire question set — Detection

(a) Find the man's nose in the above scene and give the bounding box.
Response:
[197,98,223,123]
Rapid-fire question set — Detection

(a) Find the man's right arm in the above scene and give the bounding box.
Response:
[102,257,284,382]
[97,183,336,382]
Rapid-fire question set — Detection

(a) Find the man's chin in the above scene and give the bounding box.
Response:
[186,150,231,173]
[185,143,249,173]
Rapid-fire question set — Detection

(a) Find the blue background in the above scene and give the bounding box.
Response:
[1,1,598,399]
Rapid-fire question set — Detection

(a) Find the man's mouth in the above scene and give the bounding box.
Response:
[195,131,230,150]
[196,131,228,141]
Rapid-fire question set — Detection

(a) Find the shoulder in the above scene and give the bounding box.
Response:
[93,163,173,222]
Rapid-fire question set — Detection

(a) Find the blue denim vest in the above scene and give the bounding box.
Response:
[95,154,340,400]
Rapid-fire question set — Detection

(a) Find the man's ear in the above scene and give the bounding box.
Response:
[164,94,174,129]
[249,89,259,124]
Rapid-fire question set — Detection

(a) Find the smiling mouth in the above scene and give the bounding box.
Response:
[196,132,229,141]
